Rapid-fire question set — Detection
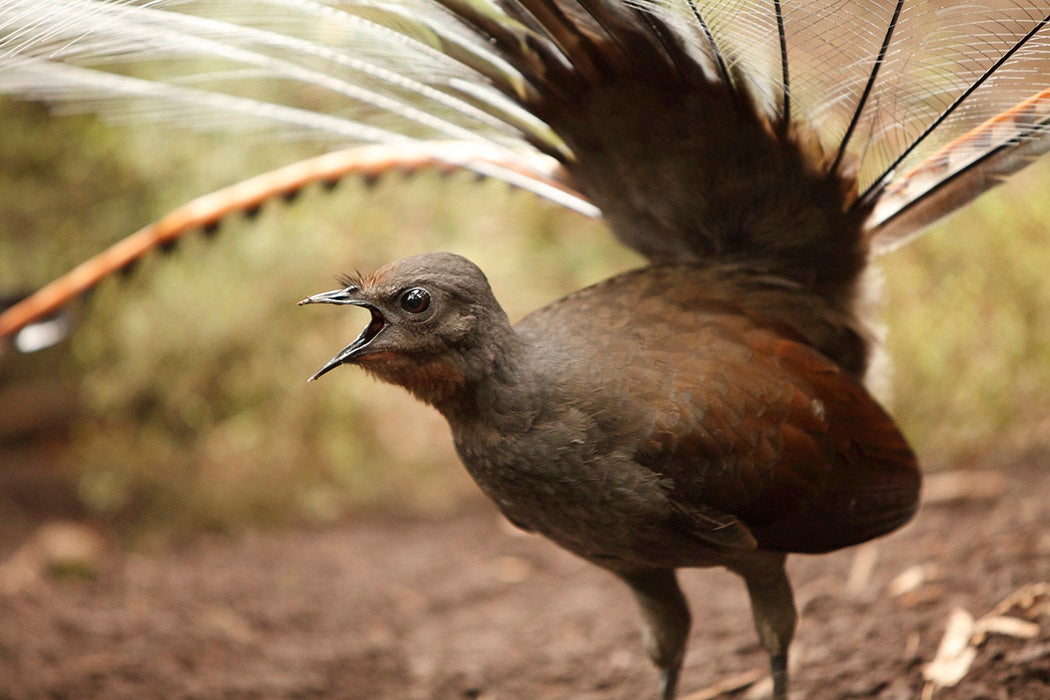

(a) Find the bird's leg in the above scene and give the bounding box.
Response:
[731,552,796,700]
[618,568,691,700]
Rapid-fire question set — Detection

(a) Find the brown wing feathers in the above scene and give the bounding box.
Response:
[697,329,919,554]
[744,334,920,553]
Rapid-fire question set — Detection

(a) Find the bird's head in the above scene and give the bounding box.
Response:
[300,252,512,407]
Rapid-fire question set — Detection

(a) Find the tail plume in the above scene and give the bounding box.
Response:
[0,1,1047,337]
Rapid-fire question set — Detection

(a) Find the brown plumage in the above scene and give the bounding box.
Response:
[3,1,1048,698]
[301,253,920,698]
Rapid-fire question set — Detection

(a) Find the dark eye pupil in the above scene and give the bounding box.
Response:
[400,288,430,313]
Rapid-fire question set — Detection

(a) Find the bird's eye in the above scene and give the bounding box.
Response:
[399,287,431,314]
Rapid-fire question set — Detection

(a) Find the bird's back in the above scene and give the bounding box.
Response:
[513,263,920,557]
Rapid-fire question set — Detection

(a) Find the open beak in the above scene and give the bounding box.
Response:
[299,287,386,382]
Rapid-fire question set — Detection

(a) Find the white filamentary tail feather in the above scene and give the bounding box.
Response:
[0,0,1047,337]
[1,2,1046,194]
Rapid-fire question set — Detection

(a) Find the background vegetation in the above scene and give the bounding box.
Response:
[2,97,1048,538]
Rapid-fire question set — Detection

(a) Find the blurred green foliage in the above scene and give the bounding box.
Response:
[883,157,1050,465]
[1,98,1047,537]
[66,176,639,533]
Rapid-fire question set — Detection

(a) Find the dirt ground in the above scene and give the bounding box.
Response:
[0,448,1046,700]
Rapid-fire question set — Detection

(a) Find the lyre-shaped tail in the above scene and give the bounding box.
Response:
[0,1,1047,340]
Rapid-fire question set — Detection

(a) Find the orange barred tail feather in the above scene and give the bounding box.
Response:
[868,86,1050,252]
[0,1,1047,341]
[0,142,588,340]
